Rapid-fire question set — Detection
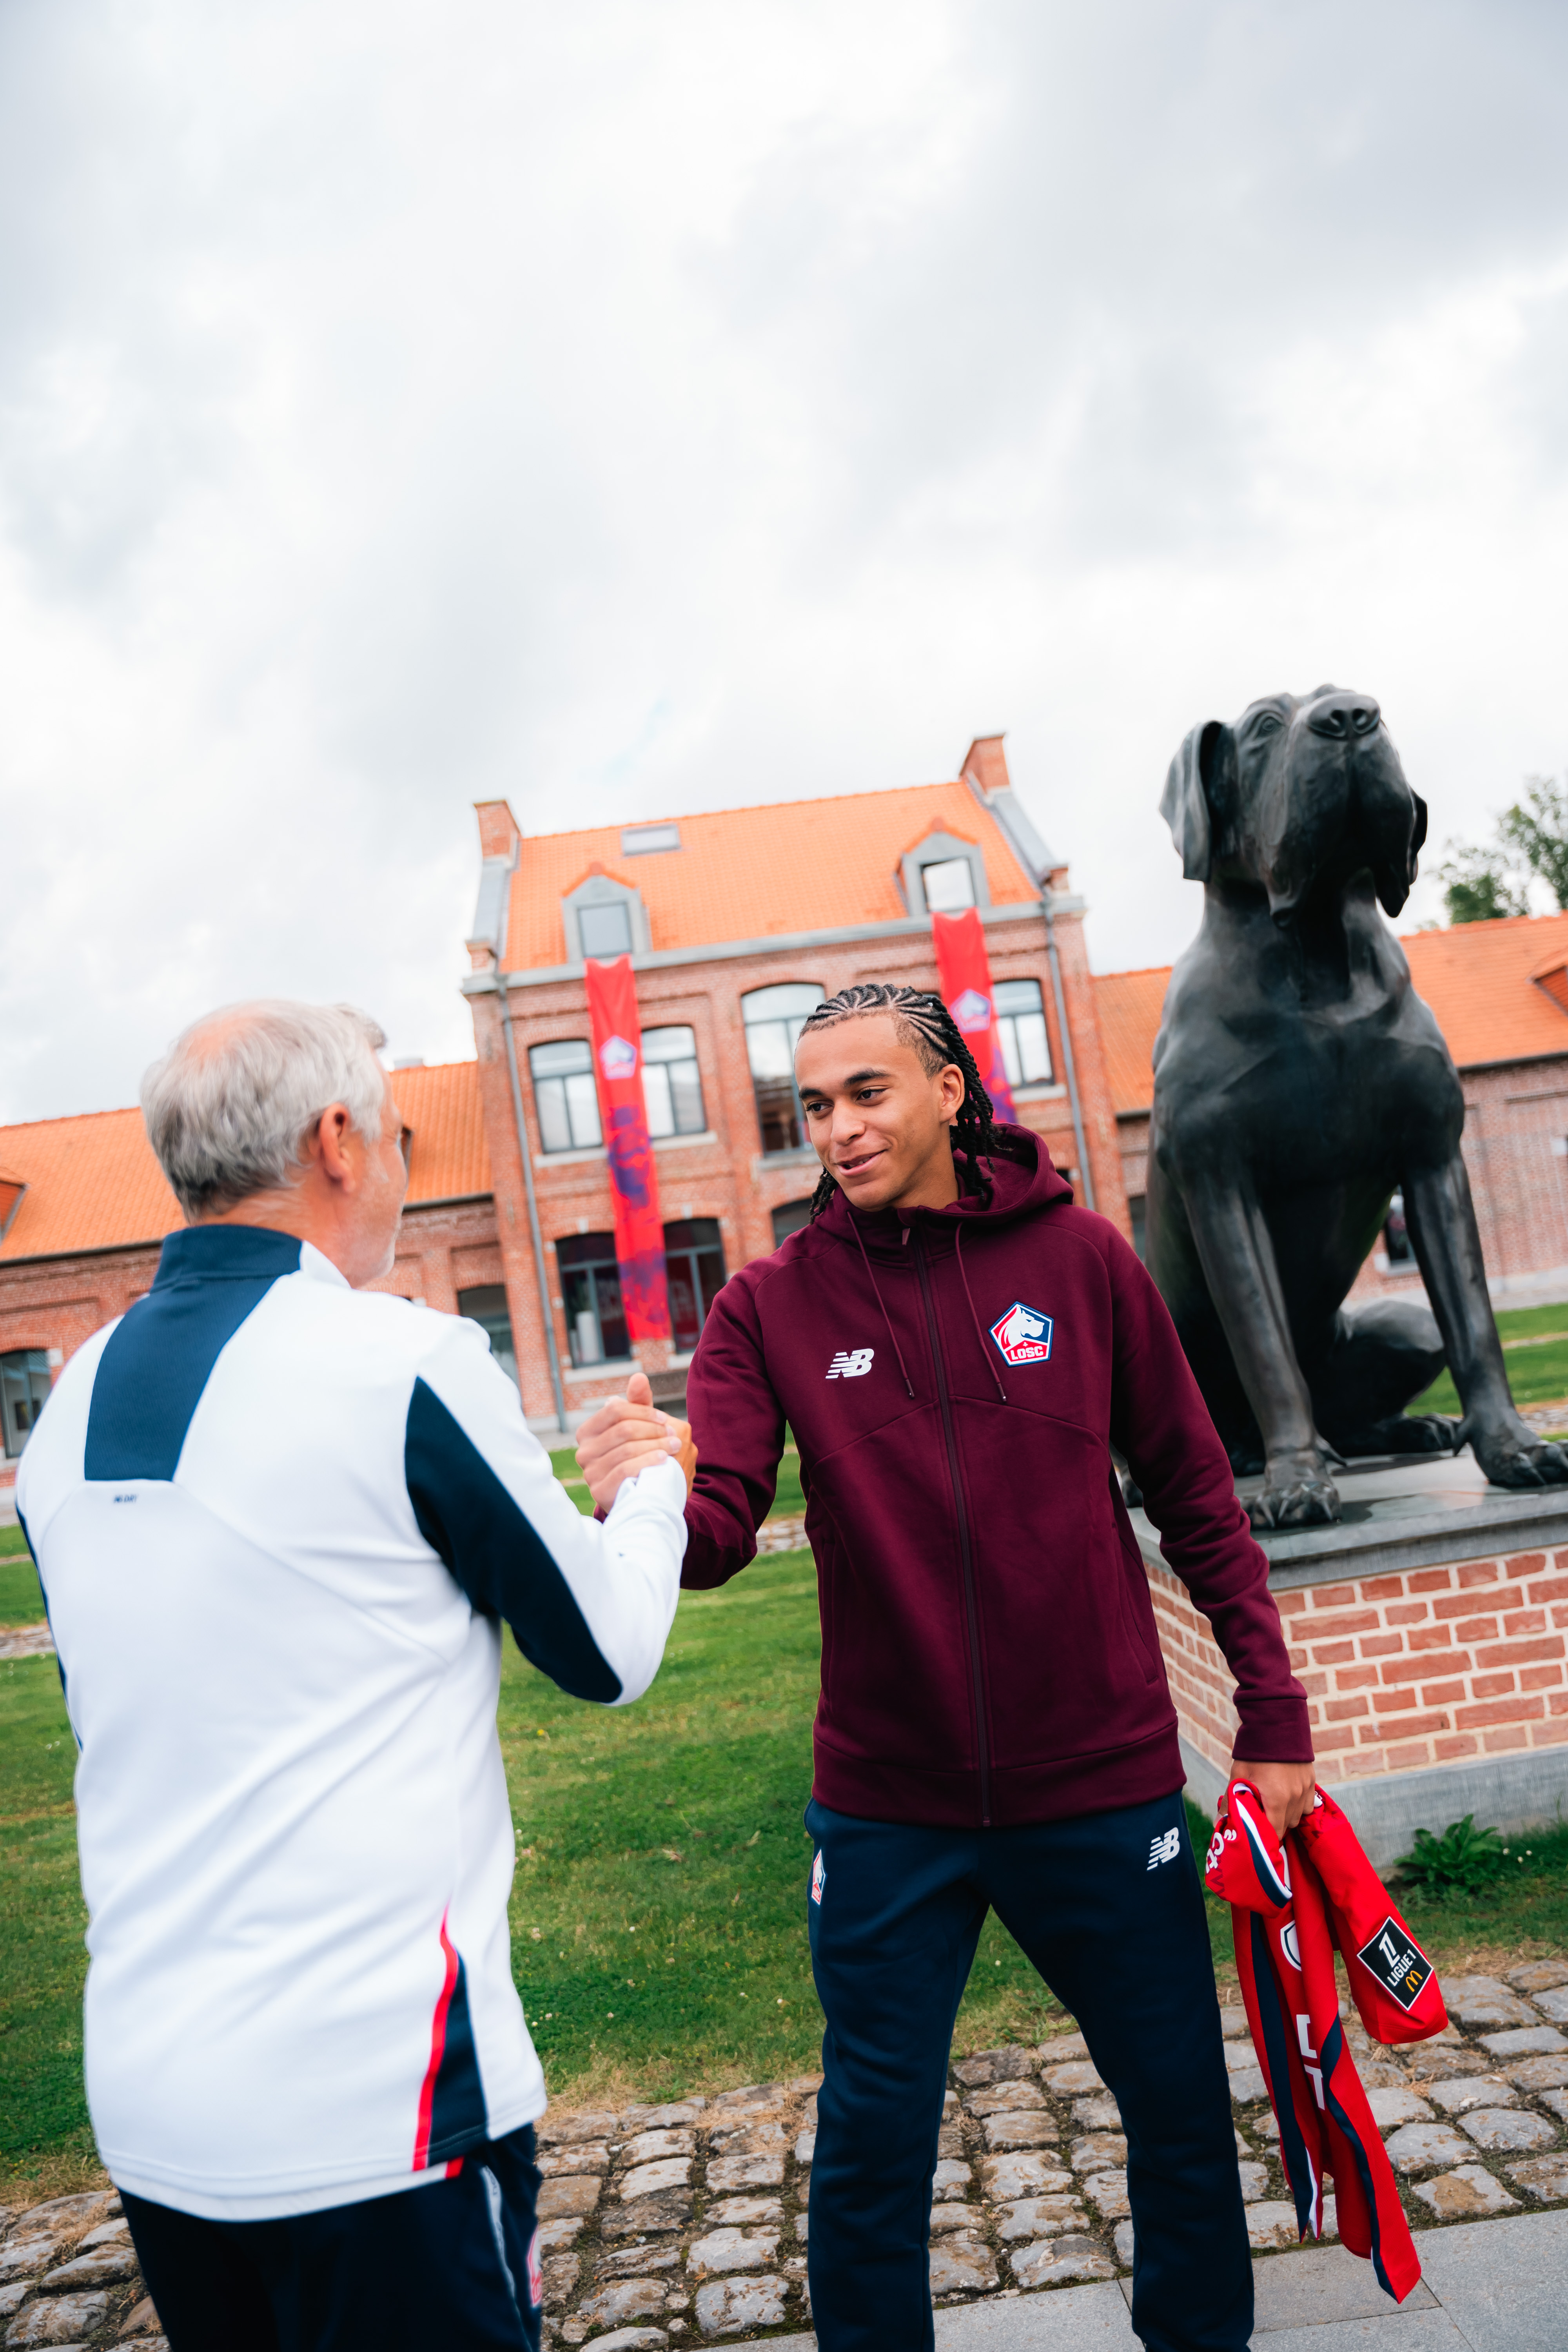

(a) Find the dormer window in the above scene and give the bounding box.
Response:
[577,900,634,960]
[899,830,989,917]
[561,869,648,964]
[920,857,975,913]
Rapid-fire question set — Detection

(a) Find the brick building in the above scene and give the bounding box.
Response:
[459,736,1126,1429]
[1096,909,1568,1307]
[8,756,1568,1485]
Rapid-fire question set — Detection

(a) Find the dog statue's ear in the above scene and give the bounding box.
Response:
[1160,720,1223,881]
[1409,791,1428,876]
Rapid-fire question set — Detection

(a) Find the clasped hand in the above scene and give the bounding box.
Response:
[575,1372,697,1511]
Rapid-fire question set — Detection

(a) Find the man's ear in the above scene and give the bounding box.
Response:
[1160,720,1223,881]
[1408,790,1428,878]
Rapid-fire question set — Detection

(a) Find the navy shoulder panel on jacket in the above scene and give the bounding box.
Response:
[85,1226,303,1484]
[404,1376,621,1704]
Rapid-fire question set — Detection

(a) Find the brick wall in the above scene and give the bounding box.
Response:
[475,907,1129,1426]
[0,1200,507,1486]
[1148,1546,1568,1789]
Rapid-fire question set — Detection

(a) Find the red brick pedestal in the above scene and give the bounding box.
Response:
[1135,1454,1568,1867]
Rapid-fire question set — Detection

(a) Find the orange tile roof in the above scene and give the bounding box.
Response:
[1090,911,1568,1120]
[505,780,1038,968]
[1092,966,1174,1117]
[0,1062,488,1264]
[0,1109,181,1261]
[392,1060,491,1202]
[1403,911,1568,1069]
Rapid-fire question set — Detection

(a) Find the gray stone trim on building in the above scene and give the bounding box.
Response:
[461,895,1087,996]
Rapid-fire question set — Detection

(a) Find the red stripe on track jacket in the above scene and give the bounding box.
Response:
[1206,1781,1446,2304]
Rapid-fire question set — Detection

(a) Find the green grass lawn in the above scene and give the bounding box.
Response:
[0,1521,33,1559]
[0,1542,1062,2194]
[0,1552,45,1625]
[1414,1300,1568,1420]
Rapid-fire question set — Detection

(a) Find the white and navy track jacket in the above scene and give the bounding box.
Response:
[16,1223,686,2221]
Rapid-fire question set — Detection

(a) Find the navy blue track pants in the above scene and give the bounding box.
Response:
[120,2126,543,2352]
[804,1792,1250,2352]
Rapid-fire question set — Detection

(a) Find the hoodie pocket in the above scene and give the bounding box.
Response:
[1112,1519,1164,1684]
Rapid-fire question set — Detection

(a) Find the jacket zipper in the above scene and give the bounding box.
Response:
[913,1227,991,1826]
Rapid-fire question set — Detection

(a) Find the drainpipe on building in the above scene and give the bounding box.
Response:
[1043,897,1096,1211]
[499,986,570,1435]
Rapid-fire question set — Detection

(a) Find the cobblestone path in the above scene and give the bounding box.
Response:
[5,1962,1568,2346]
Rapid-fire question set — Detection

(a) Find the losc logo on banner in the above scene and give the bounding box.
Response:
[599,1034,638,1079]
[949,987,992,1034]
[990,1302,1053,1365]
[1356,1917,1434,2011]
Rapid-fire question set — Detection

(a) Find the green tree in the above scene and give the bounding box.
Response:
[1437,841,1529,925]
[1499,776,1568,909]
[1437,773,1568,924]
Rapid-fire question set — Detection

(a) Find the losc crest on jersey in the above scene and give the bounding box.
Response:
[990,1302,1053,1366]
[826,1348,874,1380]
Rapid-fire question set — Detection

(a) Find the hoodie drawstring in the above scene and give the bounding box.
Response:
[955,1223,1008,1404]
[847,1209,916,1398]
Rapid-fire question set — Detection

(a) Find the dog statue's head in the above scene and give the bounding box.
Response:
[1160,686,1427,924]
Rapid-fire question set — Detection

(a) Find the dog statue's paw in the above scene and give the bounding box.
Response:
[1247,1452,1342,1529]
[1469,1416,1568,1490]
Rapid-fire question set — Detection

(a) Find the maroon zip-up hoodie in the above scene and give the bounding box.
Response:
[682,1128,1310,1828]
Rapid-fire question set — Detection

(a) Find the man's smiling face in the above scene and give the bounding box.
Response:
[794,1012,966,1215]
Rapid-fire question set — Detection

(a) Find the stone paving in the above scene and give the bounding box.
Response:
[524,1962,1568,2345]
[5,1964,1568,2347]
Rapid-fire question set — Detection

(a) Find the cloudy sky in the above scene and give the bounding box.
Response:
[3,0,1568,1122]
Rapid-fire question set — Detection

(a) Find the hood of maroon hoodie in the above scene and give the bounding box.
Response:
[682,1126,1309,1829]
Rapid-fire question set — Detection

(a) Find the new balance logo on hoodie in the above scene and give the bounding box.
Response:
[826,1349,874,1379]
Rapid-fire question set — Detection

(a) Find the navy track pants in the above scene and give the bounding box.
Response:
[804,1791,1250,2352]
[120,2126,543,2352]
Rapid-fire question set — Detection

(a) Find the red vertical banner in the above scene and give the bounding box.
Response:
[931,907,1018,1122]
[583,955,670,1341]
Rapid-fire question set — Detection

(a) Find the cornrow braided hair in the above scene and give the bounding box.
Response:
[800,982,1016,1221]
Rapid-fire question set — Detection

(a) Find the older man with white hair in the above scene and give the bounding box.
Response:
[16,1000,694,2352]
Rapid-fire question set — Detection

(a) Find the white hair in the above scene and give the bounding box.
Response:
[142,1000,389,1217]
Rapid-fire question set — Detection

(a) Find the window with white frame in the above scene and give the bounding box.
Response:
[530,1040,603,1152]
[1,1349,50,1459]
[457,1286,518,1386]
[921,856,976,912]
[993,979,1054,1089]
[641,1027,706,1138]
[555,1233,632,1367]
[577,900,634,960]
[742,984,824,1154]
[664,1218,726,1352]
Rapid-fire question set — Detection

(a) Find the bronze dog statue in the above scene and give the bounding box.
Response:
[1145,683,1567,1528]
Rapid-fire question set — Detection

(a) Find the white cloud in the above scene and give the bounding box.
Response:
[2,0,1567,1118]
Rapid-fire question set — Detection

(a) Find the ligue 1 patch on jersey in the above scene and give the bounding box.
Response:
[990,1302,1053,1366]
[1356,1916,1434,2011]
[811,1850,826,1905]
[598,1034,638,1078]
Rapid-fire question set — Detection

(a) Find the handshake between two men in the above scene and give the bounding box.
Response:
[574,1371,697,1512]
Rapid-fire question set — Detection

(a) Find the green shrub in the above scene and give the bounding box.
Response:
[1397,1814,1507,1900]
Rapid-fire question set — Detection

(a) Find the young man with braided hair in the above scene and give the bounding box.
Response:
[575,983,1314,2352]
